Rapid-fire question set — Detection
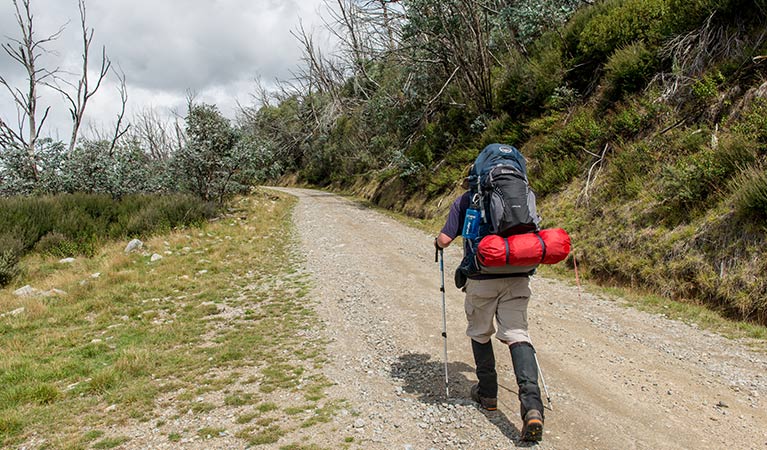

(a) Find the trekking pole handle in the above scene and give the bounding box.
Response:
[434,238,441,263]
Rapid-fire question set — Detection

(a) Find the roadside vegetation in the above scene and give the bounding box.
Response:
[235,0,767,327]
[0,191,341,448]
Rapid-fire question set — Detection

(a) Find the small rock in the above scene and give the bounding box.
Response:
[150,254,163,262]
[91,273,101,279]
[59,257,76,264]
[125,239,144,253]
[13,285,39,297]
[0,307,25,318]
[354,419,366,428]
[717,401,729,408]
[196,270,208,276]
[105,404,117,412]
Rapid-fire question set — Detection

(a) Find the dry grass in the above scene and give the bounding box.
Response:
[0,189,343,448]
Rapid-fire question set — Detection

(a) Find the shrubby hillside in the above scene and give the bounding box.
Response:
[239,0,767,324]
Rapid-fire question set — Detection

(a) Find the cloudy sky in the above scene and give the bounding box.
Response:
[0,0,334,140]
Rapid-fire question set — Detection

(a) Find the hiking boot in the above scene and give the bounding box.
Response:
[470,383,497,411]
[520,409,544,442]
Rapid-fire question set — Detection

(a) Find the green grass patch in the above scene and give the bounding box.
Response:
[236,412,259,424]
[92,436,130,449]
[82,430,105,442]
[224,392,258,406]
[281,444,330,450]
[284,404,314,415]
[236,425,285,446]
[197,427,225,439]
[256,402,278,413]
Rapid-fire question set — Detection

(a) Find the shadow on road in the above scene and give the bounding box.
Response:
[391,352,534,446]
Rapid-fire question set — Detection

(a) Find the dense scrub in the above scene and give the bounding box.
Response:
[0,194,216,286]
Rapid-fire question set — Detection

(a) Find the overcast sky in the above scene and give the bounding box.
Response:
[0,0,333,141]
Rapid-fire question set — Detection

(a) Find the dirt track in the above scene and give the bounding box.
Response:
[275,187,767,450]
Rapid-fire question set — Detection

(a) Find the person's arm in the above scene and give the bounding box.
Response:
[435,193,466,249]
[436,232,453,249]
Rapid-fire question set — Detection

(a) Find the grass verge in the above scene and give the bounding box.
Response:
[538,264,767,348]
[0,189,343,447]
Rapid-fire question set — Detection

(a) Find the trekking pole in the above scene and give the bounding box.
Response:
[435,245,450,399]
[529,332,553,411]
[533,351,553,411]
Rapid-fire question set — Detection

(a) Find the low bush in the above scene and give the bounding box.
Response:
[733,98,767,144]
[0,235,24,286]
[665,0,767,34]
[732,165,767,220]
[522,109,607,195]
[563,0,666,92]
[602,42,656,103]
[658,151,729,222]
[496,36,564,117]
[655,128,759,223]
[33,232,79,258]
[600,142,656,200]
[478,114,523,149]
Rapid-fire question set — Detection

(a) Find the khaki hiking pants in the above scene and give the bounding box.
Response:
[464,277,532,345]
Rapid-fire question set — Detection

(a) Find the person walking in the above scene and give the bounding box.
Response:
[434,179,545,443]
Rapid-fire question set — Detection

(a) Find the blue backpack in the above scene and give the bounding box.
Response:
[457,143,541,282]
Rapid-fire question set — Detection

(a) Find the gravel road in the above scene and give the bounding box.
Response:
[277,187,767,450]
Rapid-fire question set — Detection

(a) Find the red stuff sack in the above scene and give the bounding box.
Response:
[477,228,571,267]
[538,228,571,264]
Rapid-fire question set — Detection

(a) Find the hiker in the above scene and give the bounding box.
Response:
[434,146,546,442]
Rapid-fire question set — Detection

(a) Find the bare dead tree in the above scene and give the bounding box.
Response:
[0,0,65,179]
[291,21,344,98]
[322,0,406,94]
[651,12,758,107]
[401,0,498,113]
[108,67,130,155]
[377,0,400,52]
[47,0,111,153]
[131,107,186,161]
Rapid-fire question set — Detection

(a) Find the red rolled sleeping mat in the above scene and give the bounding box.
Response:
[477,228,571,267]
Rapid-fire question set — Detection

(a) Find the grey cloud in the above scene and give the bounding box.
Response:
[87,0,320,91]
[1,0,329,135]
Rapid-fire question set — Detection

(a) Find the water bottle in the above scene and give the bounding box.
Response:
[462,208,481,240]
